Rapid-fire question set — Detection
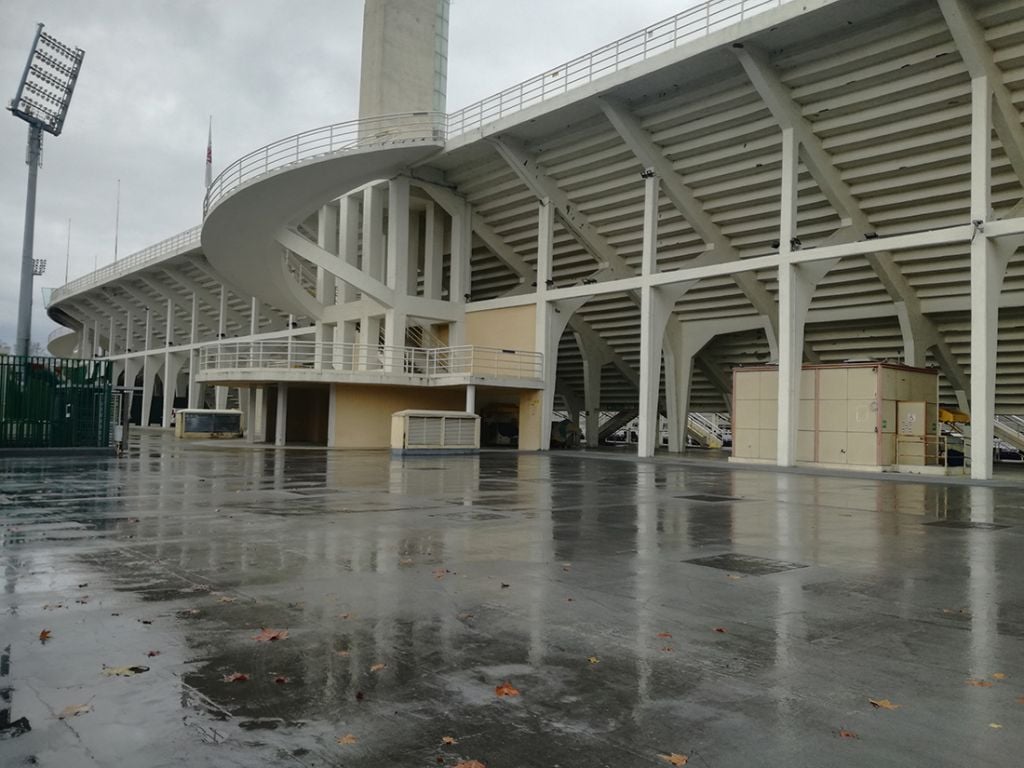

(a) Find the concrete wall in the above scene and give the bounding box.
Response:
[518,390,544,451]
[465,305,536,352]
[332,384,463,448]
[359,0,448,118]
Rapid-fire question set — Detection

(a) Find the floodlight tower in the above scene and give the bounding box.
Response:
[7,23,85,357]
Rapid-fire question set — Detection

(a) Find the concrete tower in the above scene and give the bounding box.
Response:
[359,0,449,118]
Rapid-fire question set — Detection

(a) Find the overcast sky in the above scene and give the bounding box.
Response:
[0,0,699,349]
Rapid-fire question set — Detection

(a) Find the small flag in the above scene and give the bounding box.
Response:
[205,116,212,188]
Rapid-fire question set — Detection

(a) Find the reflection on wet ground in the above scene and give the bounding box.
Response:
[1,432,1023,766]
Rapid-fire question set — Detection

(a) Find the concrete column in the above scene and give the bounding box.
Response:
[161,353,184,428]
[534,200,556,449]
[359,315,382,369]
[141,357,157,427]
[256,386,267,442]
[363,185,385,283]
[465,384,476,414]
[124,310,134,353]
[215,283,228,410]
[275,384,288,447]
[450,198,473,302]
[408,205,422,297]
[638,287,683,458]
[123,356,140,423]
[969,75,1007,480]
[339,194,360,303]
[92,320,100,357]
[108,317,115,356]
[245,387,257,443]
[190,292,199,344]
[582,354,604,448]
[164,298,174,348]
[424,202,444,300]
[326,383,337,448]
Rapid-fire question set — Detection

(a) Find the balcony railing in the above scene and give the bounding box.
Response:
[49,226,202,306]
[199,340,543,382]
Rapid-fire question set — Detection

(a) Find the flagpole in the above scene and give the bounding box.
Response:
[114,178,120,262]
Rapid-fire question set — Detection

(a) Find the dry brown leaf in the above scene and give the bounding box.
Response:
[661,646,674,653]
[837,729,858,740]
[217,596,236,604]
[659,753,689,766]
[58,703,92,720]
[992,673,1007,680]
[966,679,994,687]
[453,761,486,768]
[989,723,1003,729]
[273,675,289,684]
[370,662,387,673]
[433,568,447,580]
[726,574,742,580]
[253,628,288,642]
[146,650,160,658]
[339,612,353,620]
[222,672,249,682]
[495,681,520,697]
[656,632,672,639]
[868,698,900,710]
[441,735,458,745]
[39,629,52,642]
[337,734,358,745]
[713,627,728,634]
[587,656,600,664]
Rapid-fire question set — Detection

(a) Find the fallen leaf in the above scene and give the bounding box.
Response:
[500,583,510,589]
[222,672,249,682]
[566,597,574,602]
[713,627,728,634]
[726,574,742,580]
[39,629,52,643]
[587,656,600,664]
[274,676,289,684]
[78,583,88,588]
[337,734,358,745]
[104,665,150,677]
[837,729,858,740]
[495,681,520,697]
[42,603,64,610]
[139,619,152,625]
[966,679,994,687]
[355,690,365,701]
[370,662,386,673]
[659,753,688,766]
[58,703,92,720]
[441,735,458,745]
[399,558,414,566]
[989,723,1003,729]
[75,597,89,604]
[868,698,900,710]
[656,632,672,639]
[432,568,447,580]
[992,673,1007,680]
[453,762,486,768]
[217,596,236,604]
[339,613,353,620]
[253,628,289,642]
[661,646,674,652]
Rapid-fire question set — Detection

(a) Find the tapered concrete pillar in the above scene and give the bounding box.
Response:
[424,202,444,300]
[339,195,360,303]
[363,185,385,283]
[275,384,288,447]
[141,357,158,427]
[161,353,185,428]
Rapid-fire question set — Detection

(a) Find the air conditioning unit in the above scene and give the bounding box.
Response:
[391,410,480,454]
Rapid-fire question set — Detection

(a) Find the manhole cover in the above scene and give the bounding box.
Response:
[924,520,1008,530]
[686,553,808,575]
[675,493,742,503]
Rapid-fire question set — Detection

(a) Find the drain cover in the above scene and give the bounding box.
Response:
[675,493,741,503]
[686,553,808,575]
[924,520,1008,530]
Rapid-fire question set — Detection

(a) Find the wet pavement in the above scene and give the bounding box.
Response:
[1,432,1023,767]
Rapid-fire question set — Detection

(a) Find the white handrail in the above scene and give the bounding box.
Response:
[49,226,202,306]
[199,340,543,381]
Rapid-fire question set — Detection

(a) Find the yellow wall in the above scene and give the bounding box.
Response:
[465,306,536,352]
[333,385,465,448]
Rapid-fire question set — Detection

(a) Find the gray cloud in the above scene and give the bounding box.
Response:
[1,0,696,350]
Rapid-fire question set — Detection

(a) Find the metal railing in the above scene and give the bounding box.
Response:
[205,0,794,217]
[199,340,543,381]
[49,226,202,306]
[204,112,446,216]
[896,434,969,471]
[447,0,794,136]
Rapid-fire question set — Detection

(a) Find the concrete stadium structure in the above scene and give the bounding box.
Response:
[46,0,1024,479]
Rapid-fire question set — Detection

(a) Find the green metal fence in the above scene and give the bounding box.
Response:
[0,356,113,449]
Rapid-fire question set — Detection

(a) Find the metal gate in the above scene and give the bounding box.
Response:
[0,356,113,449]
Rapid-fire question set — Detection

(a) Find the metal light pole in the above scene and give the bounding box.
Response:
[7,23,85,357]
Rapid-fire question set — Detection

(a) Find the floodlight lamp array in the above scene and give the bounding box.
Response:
[7,24,85,137]
[32,259,47,276]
